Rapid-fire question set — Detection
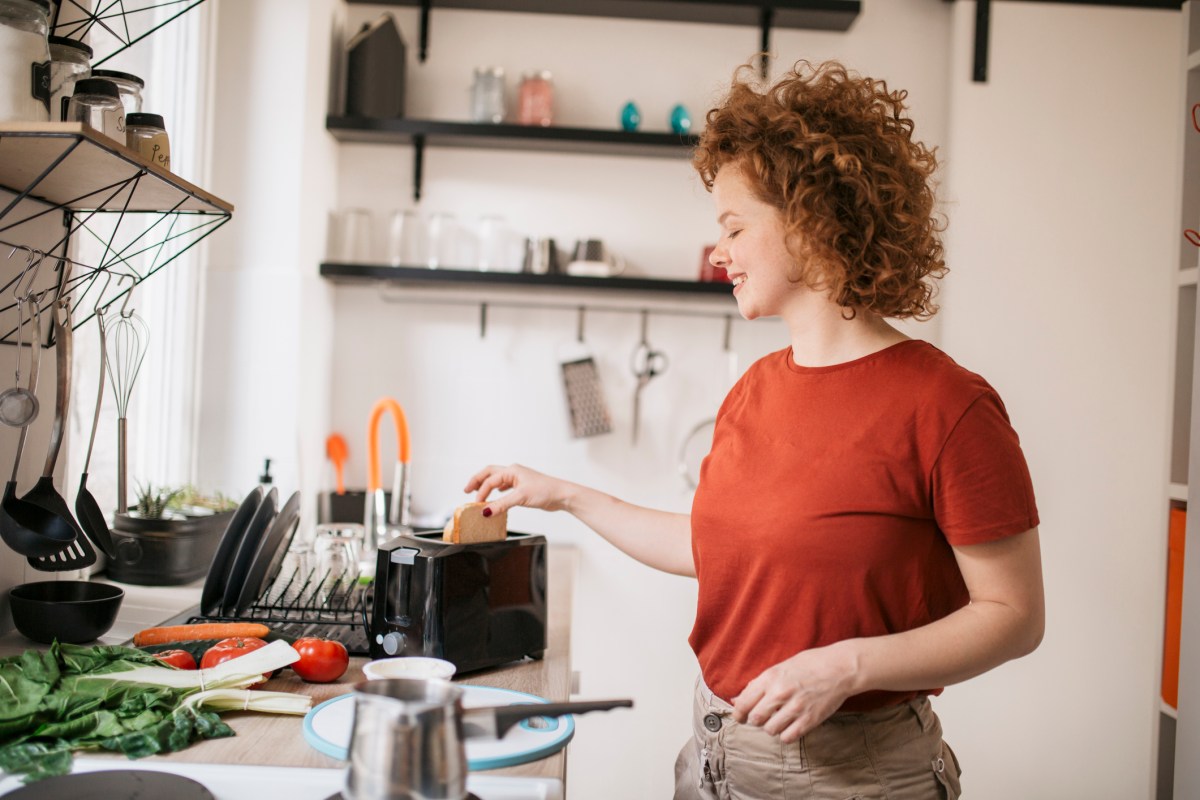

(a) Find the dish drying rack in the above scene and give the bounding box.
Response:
[170,565,374,656]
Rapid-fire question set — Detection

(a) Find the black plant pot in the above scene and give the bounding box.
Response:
[107,510,236,586]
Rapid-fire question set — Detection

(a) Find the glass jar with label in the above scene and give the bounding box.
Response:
[90,68,141,133]
[469,66,506,124]
[66,77,122,139]
[48,35,91,121]
[0,0,51,123]
[125,112,169,170]
[517,70,553,127]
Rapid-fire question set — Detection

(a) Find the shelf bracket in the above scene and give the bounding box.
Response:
[759,6,774,79]
[973,0,990,83]
[412,134,426,203]
[418,0,431,62]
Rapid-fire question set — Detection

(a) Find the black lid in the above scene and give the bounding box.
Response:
[72,78,120,98]
[26,0,51,12]
[89,69,145,88]
[48,36,93,57]
[126,112,165,129]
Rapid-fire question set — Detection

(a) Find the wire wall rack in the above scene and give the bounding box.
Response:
[0,123,233,346]
[51,0,212,67]
[183,566,374,657]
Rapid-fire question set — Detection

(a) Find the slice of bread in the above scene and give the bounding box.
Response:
[442,502,507,544]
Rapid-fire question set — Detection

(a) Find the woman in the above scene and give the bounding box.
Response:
[466,60,1043,800]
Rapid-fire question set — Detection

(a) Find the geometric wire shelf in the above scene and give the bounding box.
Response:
[0,123,232,346]
[51,0,211,68]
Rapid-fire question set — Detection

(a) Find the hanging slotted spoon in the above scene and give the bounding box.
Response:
[75,276,115,557]
[25,297,95,571]
[0,300,76,557]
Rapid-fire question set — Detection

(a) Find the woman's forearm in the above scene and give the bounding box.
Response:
[843,596,1044,695]
[560,482,695,577]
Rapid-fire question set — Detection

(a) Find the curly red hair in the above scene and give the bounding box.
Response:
[694,60,947,320]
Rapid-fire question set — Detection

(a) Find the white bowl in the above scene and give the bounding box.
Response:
[362,656,457,681]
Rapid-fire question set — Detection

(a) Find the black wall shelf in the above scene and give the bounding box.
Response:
[321,262,734,296]
[326,117,698,200]
[345,1,860,65]
[345,0,860,30]
[327,117,697,156]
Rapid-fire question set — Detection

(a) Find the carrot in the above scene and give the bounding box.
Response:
[133,622,271,647]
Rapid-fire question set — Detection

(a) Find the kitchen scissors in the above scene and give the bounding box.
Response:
[630,311,668,445]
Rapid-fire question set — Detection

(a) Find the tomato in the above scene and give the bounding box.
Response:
[154,649,197,670]
[292,637,349,683]
[201,637,270,688]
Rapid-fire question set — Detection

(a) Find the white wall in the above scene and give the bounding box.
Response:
[936,4,1181,800]
[198,0,339,525]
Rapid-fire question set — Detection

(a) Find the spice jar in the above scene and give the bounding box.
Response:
[125,112,169,170]
[469,66,506,124]
[48,35,91,121]
[66,77,122,139]
[90,68,143,115]
[0,0,51,123]
[517,70,553,127]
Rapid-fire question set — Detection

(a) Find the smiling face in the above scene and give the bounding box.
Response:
[710,164,810,321]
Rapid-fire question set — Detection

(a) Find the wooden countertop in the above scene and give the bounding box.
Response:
[0,546,577,781]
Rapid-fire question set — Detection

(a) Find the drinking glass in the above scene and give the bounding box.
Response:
[387,210,423,266]
[337,208,373,263]
[476,214,506,271]
[313,523,364,603]
[425,212,457,269]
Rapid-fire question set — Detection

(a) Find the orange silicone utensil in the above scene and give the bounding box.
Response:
[326,433,349,494]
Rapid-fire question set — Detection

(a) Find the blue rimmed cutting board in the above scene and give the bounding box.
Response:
[303,684,575,771]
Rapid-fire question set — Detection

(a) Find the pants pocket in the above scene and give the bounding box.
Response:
[931,740,962,800]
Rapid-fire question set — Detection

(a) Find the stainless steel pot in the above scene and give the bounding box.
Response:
[344,678,631,800]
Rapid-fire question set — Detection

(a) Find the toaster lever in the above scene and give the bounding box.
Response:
[390,547,419,565]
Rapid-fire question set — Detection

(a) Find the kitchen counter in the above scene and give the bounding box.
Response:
[0,545,577,784]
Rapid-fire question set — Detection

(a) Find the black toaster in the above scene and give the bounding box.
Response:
[369,531,547,674]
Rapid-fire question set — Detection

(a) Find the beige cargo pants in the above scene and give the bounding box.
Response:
[673,677,962,800]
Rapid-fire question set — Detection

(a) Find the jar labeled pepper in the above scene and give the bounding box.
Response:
[125,112,169,170]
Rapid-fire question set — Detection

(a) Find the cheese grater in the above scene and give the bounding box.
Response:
[561,356,613,438]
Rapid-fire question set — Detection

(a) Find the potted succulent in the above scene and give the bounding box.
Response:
[107,483,238,586]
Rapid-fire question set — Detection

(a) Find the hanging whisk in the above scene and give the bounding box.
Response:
[103,277,149,514]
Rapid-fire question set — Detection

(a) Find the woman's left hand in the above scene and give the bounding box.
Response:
[731,640,860,743]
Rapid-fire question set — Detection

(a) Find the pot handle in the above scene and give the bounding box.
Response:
[490,699,633,739]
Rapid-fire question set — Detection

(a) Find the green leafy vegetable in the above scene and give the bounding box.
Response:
[0,641,304,783]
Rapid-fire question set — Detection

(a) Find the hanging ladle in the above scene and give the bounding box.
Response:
[0,249,43,428]
[0,299,76,557]
[74,273,116,557]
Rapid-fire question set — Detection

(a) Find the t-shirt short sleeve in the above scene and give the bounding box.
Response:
[931,389,1039,546]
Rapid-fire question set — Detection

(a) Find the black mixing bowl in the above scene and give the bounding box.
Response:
[8,581,124,643]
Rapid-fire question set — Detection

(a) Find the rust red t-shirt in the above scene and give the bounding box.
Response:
[688,340,1039,711]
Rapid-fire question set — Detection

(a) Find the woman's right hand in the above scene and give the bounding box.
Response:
[464,463,573,516]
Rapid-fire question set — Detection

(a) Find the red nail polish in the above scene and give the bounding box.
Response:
[482,507,492,517]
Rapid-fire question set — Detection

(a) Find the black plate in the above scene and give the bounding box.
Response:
[200,485,263,616]
[220,487,277,615]
[233,490,301,614]
[5,770,215,799]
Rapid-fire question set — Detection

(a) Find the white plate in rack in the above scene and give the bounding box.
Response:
[303,684,575,771]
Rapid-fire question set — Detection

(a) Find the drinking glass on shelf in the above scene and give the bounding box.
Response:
[337,208,373,263]
[425,212,457,269]
[476,214,506,271]
[387,210,423,266]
